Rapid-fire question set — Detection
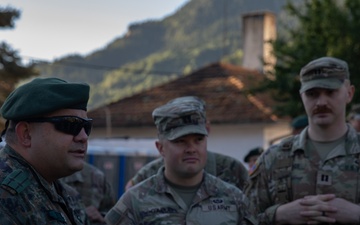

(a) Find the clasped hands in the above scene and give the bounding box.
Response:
[276,194,360,224]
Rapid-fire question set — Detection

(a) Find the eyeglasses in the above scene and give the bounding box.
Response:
[25,116,93,136]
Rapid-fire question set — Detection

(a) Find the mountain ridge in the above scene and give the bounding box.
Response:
[36,0,294,109]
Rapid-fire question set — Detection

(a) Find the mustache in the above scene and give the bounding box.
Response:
[313,106,332,114]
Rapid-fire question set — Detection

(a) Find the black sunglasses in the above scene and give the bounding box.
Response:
[25,116,93,136]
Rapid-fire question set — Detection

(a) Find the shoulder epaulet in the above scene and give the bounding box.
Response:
[280,136,294,151]
[1,169,31,195]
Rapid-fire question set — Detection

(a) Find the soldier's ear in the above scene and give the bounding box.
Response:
[15,122,32,147]
[155,140,165,157]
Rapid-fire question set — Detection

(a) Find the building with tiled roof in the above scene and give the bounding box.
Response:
[87,62,291,162]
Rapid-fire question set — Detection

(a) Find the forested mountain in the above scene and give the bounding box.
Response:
[36,0,294,109]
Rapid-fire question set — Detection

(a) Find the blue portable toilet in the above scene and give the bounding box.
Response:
[86,138,159,200]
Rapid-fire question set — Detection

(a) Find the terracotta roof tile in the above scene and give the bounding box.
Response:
[88,62,277,127]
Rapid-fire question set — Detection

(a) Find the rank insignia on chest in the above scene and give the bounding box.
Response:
[317,171,332,185]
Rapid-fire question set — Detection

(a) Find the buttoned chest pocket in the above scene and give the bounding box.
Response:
[318,157,360,203]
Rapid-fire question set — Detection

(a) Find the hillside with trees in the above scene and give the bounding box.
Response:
[35,0,292,109]
[261,0,360,117]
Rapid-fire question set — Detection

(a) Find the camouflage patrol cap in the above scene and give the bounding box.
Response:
[152,96,208,140]
[299,57,349,93]
[0,77,90,120]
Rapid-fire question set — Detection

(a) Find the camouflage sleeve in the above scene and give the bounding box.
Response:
[245,147,281,225]
[99,178,116,214]
[214,152,249,190]
[131,157,163,185]
[233,160,249,190]
[0,205,21,225]
[239,196,258,225]
[105,193,136,225]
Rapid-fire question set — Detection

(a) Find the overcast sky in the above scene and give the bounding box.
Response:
[0,0,189,62]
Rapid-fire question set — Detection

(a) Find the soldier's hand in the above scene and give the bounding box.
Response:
[275,196,336,224]
[85,205,106,223]
[298,194,337,224]
[317,197,360,224]
[125,179,134,191]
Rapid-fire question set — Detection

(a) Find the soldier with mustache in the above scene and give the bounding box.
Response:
[246,57,360,224]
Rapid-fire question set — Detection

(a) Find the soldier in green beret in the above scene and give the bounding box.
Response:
[125,96,249,192]
[106,97,257,225]
[291,114,308,135]
[246,57,360,224]
[0,77,92,224]
[243,147,263,172]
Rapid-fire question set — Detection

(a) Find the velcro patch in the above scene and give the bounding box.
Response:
[1,169,31,195]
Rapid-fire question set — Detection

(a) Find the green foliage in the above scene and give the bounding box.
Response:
[0,6,20,28]
[263,0,360,117]
[0,8,38,103]
[0,7,38,128]
[35,0,292,109]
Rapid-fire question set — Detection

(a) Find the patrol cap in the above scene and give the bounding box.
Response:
[152,97,208,140]
[299,57,349,93]
[0,77,90,120]
[291,115,308,129]
[167,96,206,115]
[244,147,263,163]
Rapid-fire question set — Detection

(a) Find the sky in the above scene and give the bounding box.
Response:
[0,0,189,62]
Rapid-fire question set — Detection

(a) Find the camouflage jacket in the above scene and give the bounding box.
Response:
[61,162,115,223]
[0,145,89,225]
[245,125,360,225]
[131,150,248,190]
[106,167,257,225]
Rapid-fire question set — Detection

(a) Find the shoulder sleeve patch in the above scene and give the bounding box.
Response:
[1,169,31,195]
[249,160,261,177]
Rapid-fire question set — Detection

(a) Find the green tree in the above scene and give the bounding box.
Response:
[263,0,360,118]
[0,7,38,128]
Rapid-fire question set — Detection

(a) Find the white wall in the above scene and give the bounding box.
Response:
[89,121,291,164]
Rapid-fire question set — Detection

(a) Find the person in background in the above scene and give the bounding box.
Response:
[243,147,263,172]
[106,96,257,224]
[61,162,115,225]
[0,78,91,224]
[347,104,360,132]
[246,56,360,224]
[291,114,309,135]
[125,96,249,191]
[268,115,309,146]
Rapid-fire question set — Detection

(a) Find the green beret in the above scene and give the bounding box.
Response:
[0,77,90,120]
[244,147,263,162]
[291,115,308,129]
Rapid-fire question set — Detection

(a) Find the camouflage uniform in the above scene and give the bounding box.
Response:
[131,150,248,190]
[106,167,257,225]
[0,145,89,225]
[61,162,115,225]
[245,125,360,224]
